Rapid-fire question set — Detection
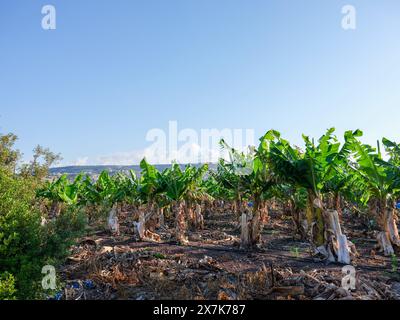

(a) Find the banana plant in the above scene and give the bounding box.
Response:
[201,173,232,216]
[37,174,84,218]
[347,132,400,255]
[112,170,139,205]
[184,164,210,230]
[273,183,308,239]
[382,138,400,196]
[83,171,117,207]
[213,158,244,217]
[137,158,162,206]
[80,170,130,234]
[135,158,165,234]
[219,139,275,248]
[260,128,355,263]
[157,163,208,243]
[202,174,230,201]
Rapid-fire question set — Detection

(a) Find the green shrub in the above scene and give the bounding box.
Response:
[0,168,43,298]
[153,253,167,259]
[0,272,16,300]
[0,168,86,299]
[42,207,87,263]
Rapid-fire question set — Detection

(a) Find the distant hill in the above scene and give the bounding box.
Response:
[49,163,218,179]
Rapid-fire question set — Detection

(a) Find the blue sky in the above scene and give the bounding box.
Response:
[1,0,400,165]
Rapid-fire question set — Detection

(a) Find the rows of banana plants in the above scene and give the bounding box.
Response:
[37,159,210,243]
[37,128,400,264]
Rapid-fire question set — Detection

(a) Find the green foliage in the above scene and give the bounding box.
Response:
[274,184,308,211]
[0,168,43,299]
[37,174,85,205]
[41,207,87,263]
[391,254,398,272]
[19,145,62,180]
[217,140,275,206]
[0,168,86,299]
[4,127,400,300]
[290,247,300,258]
[0,133,20,172]
[153,253,167,259]
[137,158,163,205]
[346,131,400,205]
[158,162,209,204]
[0,272,16,300]
[260,128,353,199]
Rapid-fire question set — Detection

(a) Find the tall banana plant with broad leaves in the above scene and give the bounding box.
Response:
[214,157,243,217]
[138,158,162,207]
[202,173,232,217]
[135,158,165,239]
[113,170,139,205]
[272,183,308,240]
[201,174,228,201]
[182,164,209,230]
[261,129,356,263]
[219,139,275,248]
[158,163,208,244]
[158,163,188,243]
[347,132,400,255]
[382,138,400,198]
[37,173,84,219]
[80,170,128,234]
[82,171,113,206]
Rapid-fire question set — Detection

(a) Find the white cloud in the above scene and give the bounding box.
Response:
[65,144,226,166]
[95,149,147,166]
[92,144,221,165]
[63,139,253,167]
[74,157,89,166]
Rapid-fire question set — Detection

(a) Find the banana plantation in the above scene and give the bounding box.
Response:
[35,128,400,300]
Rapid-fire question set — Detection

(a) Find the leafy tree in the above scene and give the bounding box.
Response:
[0,167,85,299]
[0,133,20,173]
[20,145,62,179]
[0,130,85,299]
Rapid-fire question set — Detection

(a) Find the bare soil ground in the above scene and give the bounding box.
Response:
[59,209,400,300]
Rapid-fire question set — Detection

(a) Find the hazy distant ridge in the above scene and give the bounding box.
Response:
[49,164,217,178]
